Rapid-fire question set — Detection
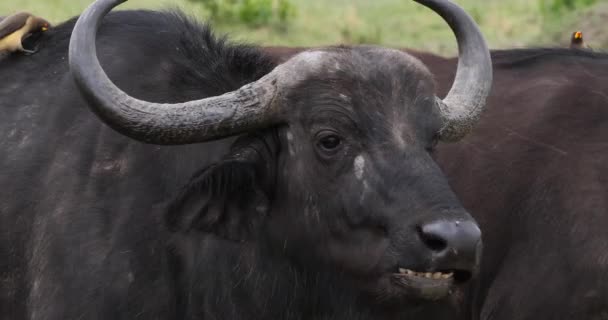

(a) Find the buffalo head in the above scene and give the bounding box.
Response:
[69,0,491,305]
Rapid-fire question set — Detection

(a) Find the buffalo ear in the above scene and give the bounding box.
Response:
[166,160,270,241]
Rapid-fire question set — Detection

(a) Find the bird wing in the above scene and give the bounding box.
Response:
[0,12,29,39]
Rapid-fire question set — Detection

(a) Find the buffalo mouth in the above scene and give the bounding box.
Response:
[387,268,472,301]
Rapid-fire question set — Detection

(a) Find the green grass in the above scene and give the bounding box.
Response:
[1,0,605,55]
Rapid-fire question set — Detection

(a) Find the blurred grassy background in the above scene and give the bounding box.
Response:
[1,0,606,55]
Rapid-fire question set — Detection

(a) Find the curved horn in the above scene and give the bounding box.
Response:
[414,0,493,142]
[69,0,282,145]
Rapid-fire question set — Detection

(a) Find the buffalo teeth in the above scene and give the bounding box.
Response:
[397,268,454,279]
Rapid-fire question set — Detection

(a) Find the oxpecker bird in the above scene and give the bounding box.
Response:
[570,31,591,50]
[0,12,50,54]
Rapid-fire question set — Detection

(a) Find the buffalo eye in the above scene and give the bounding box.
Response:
[320,135,341,150]
[315,131,343,155]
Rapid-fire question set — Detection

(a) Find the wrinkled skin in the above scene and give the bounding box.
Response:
[266,46,608,319]
[262,48,473,298]
[0,10,483,320]
[163,40,480,317]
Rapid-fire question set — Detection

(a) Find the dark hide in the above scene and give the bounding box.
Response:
[2,9,606,320]
[0,10,273,320]
[1,10,469,320]
[267,45,608,319]
[435,49,608,320]
[272,47,608,320]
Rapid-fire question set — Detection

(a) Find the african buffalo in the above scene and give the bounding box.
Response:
[264,43,608,320]
[1,0,492,319]
[3,0,607,319]
[437,48,608,320]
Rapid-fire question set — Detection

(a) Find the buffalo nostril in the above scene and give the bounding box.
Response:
[416,220,481,257]
[416,225,448,252]
[415,219,482,277]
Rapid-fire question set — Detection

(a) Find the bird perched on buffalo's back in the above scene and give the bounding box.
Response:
[570,31,592,50]
[0,12,50,55]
